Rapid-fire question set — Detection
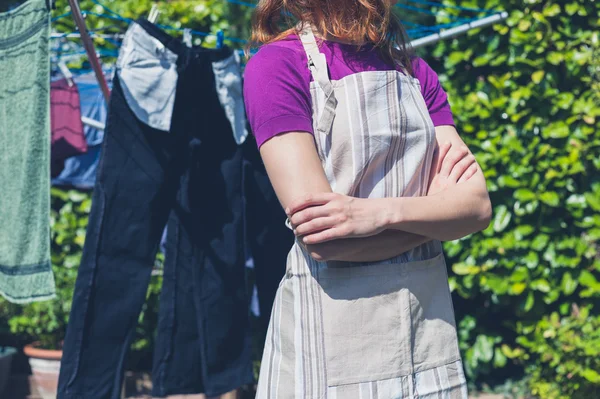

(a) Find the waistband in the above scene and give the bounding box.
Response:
[134,18,232,63]
[0,0,49,46]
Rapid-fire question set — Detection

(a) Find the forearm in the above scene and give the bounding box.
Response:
[305,229,430,262]
[383,172,492,241]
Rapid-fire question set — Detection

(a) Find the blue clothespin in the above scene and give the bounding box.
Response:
[216,30,224,49]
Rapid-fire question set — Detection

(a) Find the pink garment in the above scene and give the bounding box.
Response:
[244,35,455,148]
[51,78,88,176]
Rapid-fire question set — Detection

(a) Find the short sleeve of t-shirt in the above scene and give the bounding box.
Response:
[243,44,314,147]
[412,58,454,128]
[243,42,454,148]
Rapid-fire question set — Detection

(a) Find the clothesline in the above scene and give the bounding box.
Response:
[50,0,505,47]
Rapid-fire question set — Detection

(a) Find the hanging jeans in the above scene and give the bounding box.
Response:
[242,134,293,337]
[58,19,251,399]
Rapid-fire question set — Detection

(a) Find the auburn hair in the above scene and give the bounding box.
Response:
[250,0,414,75]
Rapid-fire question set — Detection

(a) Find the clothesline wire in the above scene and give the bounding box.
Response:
[52,0,248,44]
[51,0,504,50]
[78,0,501,41]
[221,0,501,15]
[402,0,499,14]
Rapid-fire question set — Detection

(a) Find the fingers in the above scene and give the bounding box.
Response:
[290,205,332,226]
[449,154,476,182]
[458,163,478,183]
[294,216,338,236]
[439,143,469,177]
[303,227,348,245]
[286,193,337,215]
[436,142,452,174]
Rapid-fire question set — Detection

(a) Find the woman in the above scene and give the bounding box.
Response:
[243,0,492,397]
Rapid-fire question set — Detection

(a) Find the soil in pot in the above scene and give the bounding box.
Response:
[23,343,62,399]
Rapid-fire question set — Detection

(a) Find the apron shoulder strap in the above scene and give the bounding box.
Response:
[299,26,337,135]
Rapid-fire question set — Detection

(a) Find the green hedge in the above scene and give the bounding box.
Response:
[424,0,600,395]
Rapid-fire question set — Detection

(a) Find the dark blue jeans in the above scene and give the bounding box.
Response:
[58,21,252,398]
[241,135,293,337]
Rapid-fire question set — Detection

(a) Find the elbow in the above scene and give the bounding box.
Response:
[440,193,492,242]
[471,193,492,235]
[309,252,328,262]
[306,243,348,262]
[306,245,332,262]
[478,194,493,231]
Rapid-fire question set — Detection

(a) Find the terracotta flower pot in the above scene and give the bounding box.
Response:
[23,343,62,399]
[0,347,17,396]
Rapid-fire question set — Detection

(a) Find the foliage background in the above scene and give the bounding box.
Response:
[0,0,599,397]
[424,0,600,396]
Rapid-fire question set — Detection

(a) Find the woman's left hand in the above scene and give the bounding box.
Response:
[286,193,387,244]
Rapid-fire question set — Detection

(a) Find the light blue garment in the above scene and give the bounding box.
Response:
[212,51,248,144]
[52,72,111,189]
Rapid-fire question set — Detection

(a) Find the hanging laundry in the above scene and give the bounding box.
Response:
[58,20,252,399]
[52,72,111,189]
[0,0,55,303]
[213,52,248,145]
[50,78,88,177]
[241,133,293,332]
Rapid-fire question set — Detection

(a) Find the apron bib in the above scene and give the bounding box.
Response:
[256,28,468,399]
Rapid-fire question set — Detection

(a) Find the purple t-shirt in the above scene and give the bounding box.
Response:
[244,36,454,148]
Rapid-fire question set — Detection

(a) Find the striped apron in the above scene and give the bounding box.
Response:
[256,28,468,399]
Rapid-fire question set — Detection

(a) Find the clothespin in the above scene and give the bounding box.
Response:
[148,4,160,23]
[216,30,224,49]
[58,60,74,87]
[183,28,193,48]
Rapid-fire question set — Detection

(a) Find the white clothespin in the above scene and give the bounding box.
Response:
[58,60,74,87]
[183,28,193,48]
[148,4,160,23]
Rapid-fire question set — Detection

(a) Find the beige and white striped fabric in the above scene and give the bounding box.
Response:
[256,28,468,399]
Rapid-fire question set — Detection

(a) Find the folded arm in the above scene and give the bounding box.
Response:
[288,125,491,245]
[383,126,492,241]
[259,132,429,262]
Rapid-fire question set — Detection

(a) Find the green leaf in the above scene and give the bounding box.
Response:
[543,3,561,17]
[542,121,570,138]
[582,368,600,383]
[531,234,550,250]
[531,279,551,293]
[514,189,536,202]
[531,70,545,83]
[579,270,600,288]
[511,282,527,295]
[561,272,578,295]
[515,225,535,239]
[473,335,495,363]
[540,191,560,206]
[584,192,600,211]
[565,3,579,15]
[493,205,512,232]
[453,263,481,276]
[523,292,535,312]
[524,252,540,269]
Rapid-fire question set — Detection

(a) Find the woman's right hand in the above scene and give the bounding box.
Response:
[428,142,478,195]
